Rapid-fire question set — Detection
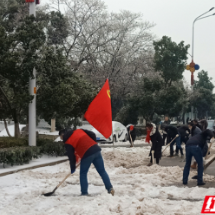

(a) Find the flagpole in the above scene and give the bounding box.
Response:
[112,125,114,148]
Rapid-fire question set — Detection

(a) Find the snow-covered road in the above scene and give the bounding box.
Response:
[1,143,215,215]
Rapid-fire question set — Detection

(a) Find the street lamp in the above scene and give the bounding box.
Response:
[192,7,214,61]
[190,7,215,120]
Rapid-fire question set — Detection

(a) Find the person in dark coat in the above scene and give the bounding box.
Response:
[192,119,203,131]
[59,129,114,196]
[161,116,170,145]
[190,120,209,171]
[127,125,136,147]
[162,125,183,157]
[188,122,202,137]
[177,125,190,145]
[199,119,209,157]
[188,121,202,169]
[145,122,163,166]
[199,119,208,131]
[183,129,214,186]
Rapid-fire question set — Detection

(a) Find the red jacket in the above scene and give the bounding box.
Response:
[65,129,97,159]
[63,129,101,172]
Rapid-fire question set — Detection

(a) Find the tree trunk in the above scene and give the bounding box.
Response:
[51,118,56,132]
[13,109,20,138]
[14,122,20,138]
[3,119,12,137]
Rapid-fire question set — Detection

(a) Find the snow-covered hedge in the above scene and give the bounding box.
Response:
[0,139,66,167]
[0,137,28,148]
[40,141,66,156]
[0,146,41,167]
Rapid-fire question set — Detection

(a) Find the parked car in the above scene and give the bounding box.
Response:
[91,121,128,143]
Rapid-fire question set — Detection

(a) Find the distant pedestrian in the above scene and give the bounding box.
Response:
[183,129,214,186]
[188,121,202,169]
[177,125,190,145]
[192,119,203,131]
[162,115,170,145]
[127,125,136,147]
[146,122,163,166]
[199,119,208,131]
[188,122,202,137]
[162,124,183,157]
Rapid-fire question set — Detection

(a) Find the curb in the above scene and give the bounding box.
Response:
[0,158,68,177]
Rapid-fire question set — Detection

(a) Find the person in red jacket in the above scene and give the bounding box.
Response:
[59,129,114,196]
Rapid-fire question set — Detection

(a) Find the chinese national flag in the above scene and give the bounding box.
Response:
[84,79,112,138]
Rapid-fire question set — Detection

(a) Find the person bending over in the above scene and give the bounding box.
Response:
[59,129,114,196]
[162,125,182,157]
[182,129,214,186]
[146,122,163,166]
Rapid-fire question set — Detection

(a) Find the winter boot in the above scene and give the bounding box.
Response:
[192,175,198,179]
[197,182,206,186]
[108,188,115,196]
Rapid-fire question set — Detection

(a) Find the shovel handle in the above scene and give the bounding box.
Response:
[205,140,214,160]
[56,173,71,189]
[56,163,80,189]
[151,150,155,164]
[162,134,179,153]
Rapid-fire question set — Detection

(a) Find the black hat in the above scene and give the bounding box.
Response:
[59,129,67,136]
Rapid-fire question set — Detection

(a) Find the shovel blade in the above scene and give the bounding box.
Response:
[43,191,55,197]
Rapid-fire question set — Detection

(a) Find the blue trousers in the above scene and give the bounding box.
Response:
[80,151,113,195]
[170,136,183,155]
[183,145,203,184]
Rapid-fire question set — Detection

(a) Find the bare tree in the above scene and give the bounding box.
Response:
[47,0,156,118]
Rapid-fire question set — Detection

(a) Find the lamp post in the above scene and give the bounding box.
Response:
[27,0,38,146]
[190,7,215,120]
[192,7,214,61]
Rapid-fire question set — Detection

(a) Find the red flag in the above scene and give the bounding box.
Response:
[84,79,112,138]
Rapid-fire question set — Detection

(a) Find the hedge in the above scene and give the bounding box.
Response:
[0,137,28,149]
[0,138,66,168]
[39,140,66,156]
[0,146,41,167]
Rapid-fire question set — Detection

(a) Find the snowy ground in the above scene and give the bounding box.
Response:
[1,142,215,215]
[98,139,147,147]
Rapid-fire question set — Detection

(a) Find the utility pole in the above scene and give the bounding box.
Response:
[28,0,37,146]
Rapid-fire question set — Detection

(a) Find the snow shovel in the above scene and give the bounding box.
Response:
[205,139,215,160]
[204,154,215,172]
[162,134,179,154]
[43,163,80,197]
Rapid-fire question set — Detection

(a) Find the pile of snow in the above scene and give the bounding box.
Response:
[0,144,215,215]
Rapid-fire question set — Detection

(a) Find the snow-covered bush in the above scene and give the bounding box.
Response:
[0,147,41,167]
